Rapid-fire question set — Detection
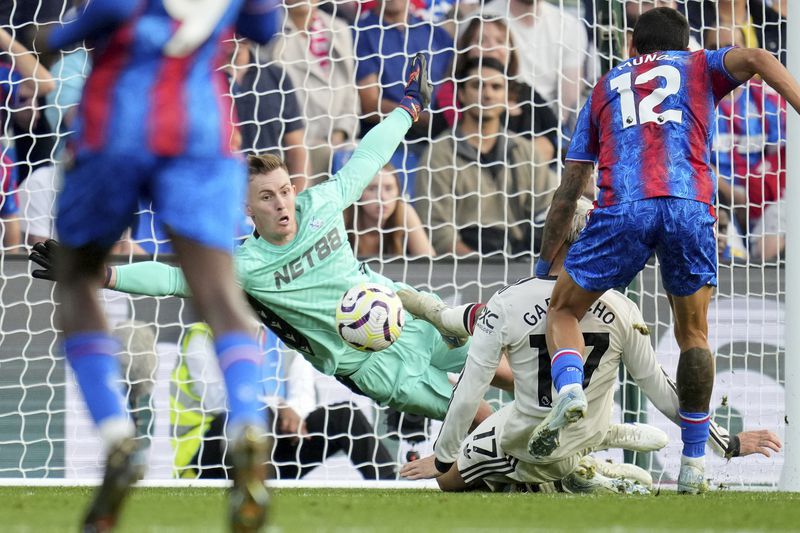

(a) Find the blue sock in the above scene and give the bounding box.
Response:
[64,332,126,426]
[215,332,264,430]
[679,410,710,458]
[551,349,584,392]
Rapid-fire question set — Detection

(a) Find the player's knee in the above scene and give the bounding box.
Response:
[674,328,708,353]
[672,314,708,351]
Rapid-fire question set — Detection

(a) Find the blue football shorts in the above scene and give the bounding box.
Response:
[57,152,246,251]
[564,197,718,297]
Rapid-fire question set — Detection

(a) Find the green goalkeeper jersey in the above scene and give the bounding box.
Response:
[114,109,414,376]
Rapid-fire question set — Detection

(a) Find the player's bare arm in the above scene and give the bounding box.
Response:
[399,455,439,480]
[536,162,593,274]
[0,28,55,95]
[723,47,800,113]
[733,429,782,458]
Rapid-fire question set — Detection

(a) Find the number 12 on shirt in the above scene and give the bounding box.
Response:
[609,65,684,128]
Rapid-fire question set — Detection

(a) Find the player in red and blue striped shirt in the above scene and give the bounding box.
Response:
[567,45,741,208]
[532,7,800,494]
[44,1,280,530]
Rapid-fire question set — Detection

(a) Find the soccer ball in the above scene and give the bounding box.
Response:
[336,283,405,352]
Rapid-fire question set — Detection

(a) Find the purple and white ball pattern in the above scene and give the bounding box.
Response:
[336,283,405,352]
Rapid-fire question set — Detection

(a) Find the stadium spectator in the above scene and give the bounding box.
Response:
[624,1,702,52]
[0,1,62,177]
[354,0,453,137]
[19,46,87,247]
[230,41,308,181]
[132,40,308,256]
[363,0,457,23]
[0,27,55,251]
[707,26,786,263]
[435,15,558,161]
[42,48,89,158]
[715,208,748,263]
[172,323,395,480]
[480,0,588,123]
[260,0,359,180]
[0,153,20,250]
[0,0,64,49]
[417,56,557,257]
[321,0,460,26]
[687,0,786,64]
[344,163,435,258]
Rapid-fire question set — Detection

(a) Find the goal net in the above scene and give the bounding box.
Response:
[0,0,788,488]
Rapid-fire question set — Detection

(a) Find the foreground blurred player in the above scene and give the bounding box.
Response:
[533,7,800,493]
[399,200,781,491]
[44,1,280,530]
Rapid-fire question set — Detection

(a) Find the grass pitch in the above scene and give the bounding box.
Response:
[1,487,798,532]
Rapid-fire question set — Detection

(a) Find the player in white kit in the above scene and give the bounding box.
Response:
[400,199,781,491]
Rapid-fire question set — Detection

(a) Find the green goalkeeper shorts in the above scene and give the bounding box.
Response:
[345,315,469,420]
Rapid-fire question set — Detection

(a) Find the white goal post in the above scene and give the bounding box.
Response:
[777,0,798,493]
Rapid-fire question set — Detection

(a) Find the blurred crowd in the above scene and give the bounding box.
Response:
[0,0,789,480]
[0,0,789,264]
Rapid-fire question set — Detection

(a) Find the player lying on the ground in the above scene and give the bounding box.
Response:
[29,53,512,425]
[533,7,800,494]
[399,198,781,492]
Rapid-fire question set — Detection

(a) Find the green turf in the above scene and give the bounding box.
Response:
[1,487,798,532]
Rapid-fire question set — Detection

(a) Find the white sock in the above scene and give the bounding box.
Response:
[441,304,471,337]
[558,382,583,396]
[681,454,705,468]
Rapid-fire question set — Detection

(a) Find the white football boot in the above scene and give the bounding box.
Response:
[677,455,708,494]
[594,459,654,489]
[396,289,470,347]
[527,383,587,460]
[599,423,669,453]
[562,456,650,495]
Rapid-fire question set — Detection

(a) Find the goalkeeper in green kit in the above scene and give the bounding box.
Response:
[31,53,512,422]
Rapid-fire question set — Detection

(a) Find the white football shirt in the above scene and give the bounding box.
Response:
[434,276,729,466]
